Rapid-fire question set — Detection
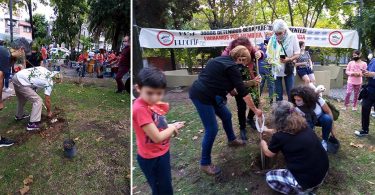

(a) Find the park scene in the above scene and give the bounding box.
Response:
[0,0,130,194]
[133,0,375,194]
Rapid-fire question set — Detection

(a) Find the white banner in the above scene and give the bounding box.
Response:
[139,25,359,49]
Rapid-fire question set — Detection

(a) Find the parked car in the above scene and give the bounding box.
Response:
[49,47,71,58]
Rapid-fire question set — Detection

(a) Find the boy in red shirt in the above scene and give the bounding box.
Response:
[133,67,185,195]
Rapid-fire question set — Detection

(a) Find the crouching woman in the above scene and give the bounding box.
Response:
[260,101,329,194]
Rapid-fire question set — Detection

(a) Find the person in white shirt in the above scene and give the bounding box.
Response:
[12,66,59,131]
[267,19,301,101]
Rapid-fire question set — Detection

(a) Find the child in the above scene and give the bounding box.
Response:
[344,50,367,111]
[133,67,185,195]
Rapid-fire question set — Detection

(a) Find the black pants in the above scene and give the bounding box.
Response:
[361,91,375,132]
[137,151,173,195]
[234,95,255,130]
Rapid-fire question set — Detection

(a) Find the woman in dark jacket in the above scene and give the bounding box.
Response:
[260,101,329,194]
[190,45,262,175]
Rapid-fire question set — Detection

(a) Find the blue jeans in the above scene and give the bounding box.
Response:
[137,151,173,195]
[308,113,332,141]
[191,97,236,165]
[3,69,10,88]
[260,73,275,102]
[275,74,294,101]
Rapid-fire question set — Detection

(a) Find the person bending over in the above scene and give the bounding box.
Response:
[189,45,262,175]
[260,101,329,194]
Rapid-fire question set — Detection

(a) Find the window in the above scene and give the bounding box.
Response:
[23,26,31,33]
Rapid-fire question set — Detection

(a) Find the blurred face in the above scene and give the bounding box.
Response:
[300,44,305,51]
[235,56,249,65]
[352,53,360,60]
[275,30,286,41]
[10,48,25,59]
[294,96,304,107]
[123,36,130,47]
[136,85,165,105]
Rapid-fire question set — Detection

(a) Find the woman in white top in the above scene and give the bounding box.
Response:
[267,19,300,101]
[290,86,336,151]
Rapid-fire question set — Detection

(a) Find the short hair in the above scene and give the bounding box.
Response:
[273,19,288,32]
[352,50,361,56]
[10,38,31,54]
[271,100,307,134]
[228,37,253,52]
[290,86,319,109]
[136,67,167,89]
[230,45,251,62]
[299,41,305,48]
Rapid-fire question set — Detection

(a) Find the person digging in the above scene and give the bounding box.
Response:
[0,38,31,147]
[13,66,60,131]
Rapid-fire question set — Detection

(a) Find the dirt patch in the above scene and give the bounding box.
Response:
[324,168,347,190]
[14,107,67,145]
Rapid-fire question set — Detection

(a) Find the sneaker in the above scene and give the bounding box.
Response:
[321,140,328,151]
[355,130,369,137]
[200,164,221,175]
[228,139,245,147]
[15,114,30,121]
[341,106,348,111]
[0,137,15,147]
[372,113,375,118]
[26,122,40,131]
[2,88,13,93]
[352,107,358,111]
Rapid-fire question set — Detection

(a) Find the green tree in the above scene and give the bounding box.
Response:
[88,0,130,52]
[50,0,88,51]
[31,13,48,39]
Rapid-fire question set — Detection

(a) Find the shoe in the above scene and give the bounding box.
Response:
[2,88,13,93]
[321,140,328,151]
[355,130,369,137]
[115,90,125,94]
[228,139,245,147]
[352,107,358,111]
[247,119,257,130]
[200,164,221,175]
[240,129,248,141]
[27,122,40,131]
[15,114,30,121]
[0,137,15,147]
[372,113,375,118]
[341,107,347,111]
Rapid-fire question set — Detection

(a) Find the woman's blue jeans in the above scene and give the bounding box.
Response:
[308,113,332,141]
[191,97,236,165]
[275,74,294,101]
[3,69,10,88]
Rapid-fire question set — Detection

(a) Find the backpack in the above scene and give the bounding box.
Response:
[318,100,340,121]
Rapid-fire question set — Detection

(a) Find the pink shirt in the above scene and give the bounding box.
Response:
[346,60,367,85]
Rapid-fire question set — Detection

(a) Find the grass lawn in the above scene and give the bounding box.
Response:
[0,80,130,194]
[133,89,375,195]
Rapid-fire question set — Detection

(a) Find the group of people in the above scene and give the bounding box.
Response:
[133,19,375,195]
[0,38,60,147]
[76,36,131,93]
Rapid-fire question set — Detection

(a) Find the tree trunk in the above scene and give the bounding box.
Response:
[287,0,294,26]
[112,22,122,53]
[27,0,34,40]
[170,48,176,70]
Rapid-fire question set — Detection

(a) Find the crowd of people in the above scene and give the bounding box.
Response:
[0,36,130,148]
[75,36,131,93]
[133,19,375,195]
